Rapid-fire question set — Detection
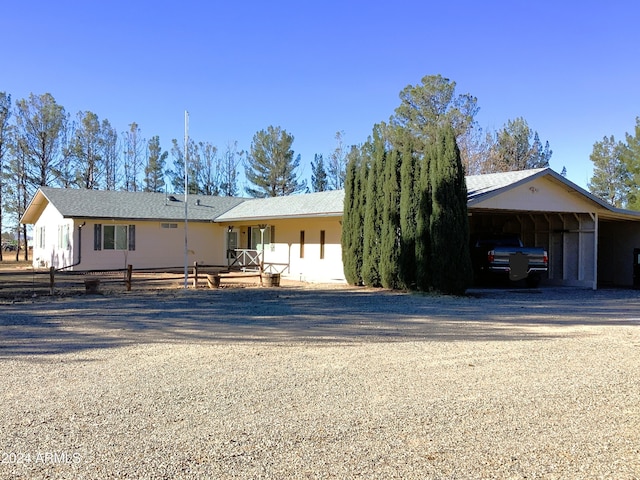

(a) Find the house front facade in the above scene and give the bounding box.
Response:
[216,191,345,283]
[21,187,346,284]
[21,188,246,272]
[21,168,640,288]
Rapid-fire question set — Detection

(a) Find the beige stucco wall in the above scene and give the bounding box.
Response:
[30,199,344,281]
[228,217,346,283]
[77,220,224,271]
[474,177,600,213]
[31,204,225,270]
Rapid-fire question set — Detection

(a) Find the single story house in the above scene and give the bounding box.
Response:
[20,167,640,288]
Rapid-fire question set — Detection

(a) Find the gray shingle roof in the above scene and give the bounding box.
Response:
[466,168,546,203]
[216,190,345,221]
[25,168,638,225]
[36,187,246,222]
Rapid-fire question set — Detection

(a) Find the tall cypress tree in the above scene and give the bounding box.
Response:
[414,149,432,291]
[353,146,369,285]
[428,124,473,295]
[361,134,381,287]
[342,150,360,285]
[380,147,401,289]
[398,133,418,289]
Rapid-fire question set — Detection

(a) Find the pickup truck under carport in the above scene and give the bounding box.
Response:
[471,235,548,287]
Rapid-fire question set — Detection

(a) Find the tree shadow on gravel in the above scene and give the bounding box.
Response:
[1,286,639,356]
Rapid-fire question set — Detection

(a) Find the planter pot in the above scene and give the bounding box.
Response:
[262,273,280,287]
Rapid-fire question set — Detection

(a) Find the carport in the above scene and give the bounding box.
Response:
[466,168,640,289]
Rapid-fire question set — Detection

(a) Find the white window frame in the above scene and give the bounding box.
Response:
[37,226,46,249]
[58,224,70,250]
[103,224,129,250]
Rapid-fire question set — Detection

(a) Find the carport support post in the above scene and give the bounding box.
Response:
[592,212,598,290]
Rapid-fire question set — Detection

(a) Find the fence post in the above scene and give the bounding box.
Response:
[49,267,55,295]
[126,264,133,291]
[193,261,198,288]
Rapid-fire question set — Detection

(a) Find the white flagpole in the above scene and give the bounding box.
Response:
[183,110,189,289]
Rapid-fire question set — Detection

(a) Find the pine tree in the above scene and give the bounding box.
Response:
[245,126,306,197]
[14,93,68,189]
[588,135,628,208]
[0,92,11,262]
[167,138,199,194]
[311,154,328,192]
[101,119,119,190]
[144,136,167,192]
[428,124,472,295]
[485,117,552,172]
[69,110,104,189]
[328,130,347,190]
[220,141,243,197]
[622,117,640,210]
[122,122,145,192]
[199,141,221,195]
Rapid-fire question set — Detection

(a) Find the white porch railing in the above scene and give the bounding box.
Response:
[229,249,261,271]
[228,249,289,274]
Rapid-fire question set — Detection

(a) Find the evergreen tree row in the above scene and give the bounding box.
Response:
[342,122,472,295]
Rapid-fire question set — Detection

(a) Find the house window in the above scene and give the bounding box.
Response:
[161,223,178,229]
[320,230,325,260]
[58,224,70,249]
[250,226,273,251]
[300,230,305,258]
[94,224,135,251]
[104,225,128,250]
[36,226,46,249]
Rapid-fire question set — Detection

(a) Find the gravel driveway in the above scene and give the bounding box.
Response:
[1,286,639,479]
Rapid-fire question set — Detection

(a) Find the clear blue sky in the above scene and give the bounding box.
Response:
[4,0,640,189]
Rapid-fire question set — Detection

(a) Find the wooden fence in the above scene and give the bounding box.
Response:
[0,260,289,298]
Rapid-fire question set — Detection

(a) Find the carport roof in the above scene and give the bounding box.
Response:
[467,168,548,202]
[467,167,640,220]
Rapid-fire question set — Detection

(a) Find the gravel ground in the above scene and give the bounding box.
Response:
[0,285,639,479]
